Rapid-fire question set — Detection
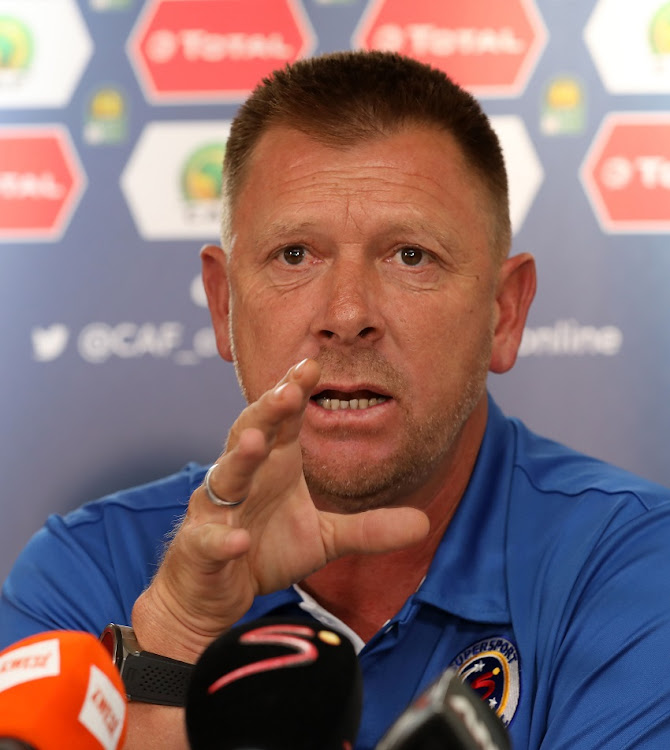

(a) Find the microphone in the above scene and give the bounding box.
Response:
[375,667,510,750]
[0,630,127,750]
[185,616,362,750]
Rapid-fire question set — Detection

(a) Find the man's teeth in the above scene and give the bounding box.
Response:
[315,396,388,411]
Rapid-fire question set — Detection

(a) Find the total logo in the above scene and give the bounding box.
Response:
[584,0,670,93]
[31,321,218,366]
[0,0,92,109]
[0,126,87,242]
[353,0,547,97]
[121,121,230,240]
[127,0,315,104]
[580,112,670,233]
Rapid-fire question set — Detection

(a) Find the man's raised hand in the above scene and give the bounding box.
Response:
[132,358,429,662]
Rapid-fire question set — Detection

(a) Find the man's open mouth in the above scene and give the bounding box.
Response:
[311,390,390,411]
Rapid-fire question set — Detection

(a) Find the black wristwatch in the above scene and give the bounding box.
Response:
[100,623,194,707]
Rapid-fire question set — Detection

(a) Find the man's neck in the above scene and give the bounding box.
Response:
[302,397,488,642]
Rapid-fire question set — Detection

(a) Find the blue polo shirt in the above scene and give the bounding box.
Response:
[3,394,670,749]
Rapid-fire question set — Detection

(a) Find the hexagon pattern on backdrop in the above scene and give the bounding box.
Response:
[1,0,670,584]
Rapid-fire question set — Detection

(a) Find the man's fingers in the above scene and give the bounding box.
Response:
[320,507,431,559]
[196,359,320,510]
[181,521,251,567]
[204,428,270,507]
[226,358,321,451]
[272,357,321,443]
[274,357,320,395]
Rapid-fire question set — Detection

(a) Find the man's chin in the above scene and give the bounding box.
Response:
[303,458,436,513]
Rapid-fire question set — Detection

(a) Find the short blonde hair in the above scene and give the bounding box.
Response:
[221,50,511,260]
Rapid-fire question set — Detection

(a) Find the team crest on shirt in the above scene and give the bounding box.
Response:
[450,636,520,726]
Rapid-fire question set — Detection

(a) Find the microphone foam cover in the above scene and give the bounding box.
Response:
[376,667,510,750]
[0,630,127,750]
[186,616,362,750]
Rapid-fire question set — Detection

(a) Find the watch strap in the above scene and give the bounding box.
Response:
[122,650,193,707]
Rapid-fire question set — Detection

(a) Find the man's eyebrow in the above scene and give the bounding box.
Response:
[254,221,320,246]
[254,219,464,251]
[376,220,464,248]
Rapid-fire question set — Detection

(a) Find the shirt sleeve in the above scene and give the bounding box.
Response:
[0,513,131,650]
[0,465,198,651]
[531,505,670,749]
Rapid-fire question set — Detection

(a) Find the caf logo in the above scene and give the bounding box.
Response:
[181,143,226,202]
[0,15,33,72]
[84,86,129,145]
[650,2,670,55]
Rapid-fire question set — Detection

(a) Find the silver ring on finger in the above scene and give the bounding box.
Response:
[203,464,246,507]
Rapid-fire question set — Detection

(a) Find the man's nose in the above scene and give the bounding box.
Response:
[312,259,385,345]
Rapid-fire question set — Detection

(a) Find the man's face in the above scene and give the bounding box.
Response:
[212,125,505,511]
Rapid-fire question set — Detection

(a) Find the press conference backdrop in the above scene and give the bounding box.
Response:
[1,0,669,583]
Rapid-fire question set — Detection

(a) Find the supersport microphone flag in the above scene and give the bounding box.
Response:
[0,630,127,750]
[186,616,362,750]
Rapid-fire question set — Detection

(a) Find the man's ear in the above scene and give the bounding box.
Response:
[489,252,536,374]
[200,244,234,362]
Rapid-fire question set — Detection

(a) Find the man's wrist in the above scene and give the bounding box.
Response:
[131,583,217,664]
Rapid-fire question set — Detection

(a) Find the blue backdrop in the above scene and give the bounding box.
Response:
[1,0,669,583]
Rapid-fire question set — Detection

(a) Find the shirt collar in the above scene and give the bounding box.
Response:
[414,393,514,624]
[240,584,367,653]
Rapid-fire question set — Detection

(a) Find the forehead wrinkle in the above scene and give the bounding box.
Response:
[329,178,473,257]
[295,161,478,238]
[239,138,489,255]
[281,157,449,194]
[251,175,472,252]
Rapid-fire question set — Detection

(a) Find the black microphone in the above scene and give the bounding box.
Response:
[375,668,511,750]
[185,616,362,750]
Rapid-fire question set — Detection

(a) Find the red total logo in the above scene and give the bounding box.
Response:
[128,0,315,103]
[354,0,546,97]
[581,113,670,233]
[0,127,86,242]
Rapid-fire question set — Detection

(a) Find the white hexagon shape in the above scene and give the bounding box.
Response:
[121,121,232,240]
[0,0,93,109]
[490,115,544,234]
[584,0,670,94]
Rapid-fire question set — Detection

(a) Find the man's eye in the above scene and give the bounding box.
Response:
[397,247,425,266]
[282,247,306,265]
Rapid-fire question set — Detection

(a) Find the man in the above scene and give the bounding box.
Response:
[3,51,670,749]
